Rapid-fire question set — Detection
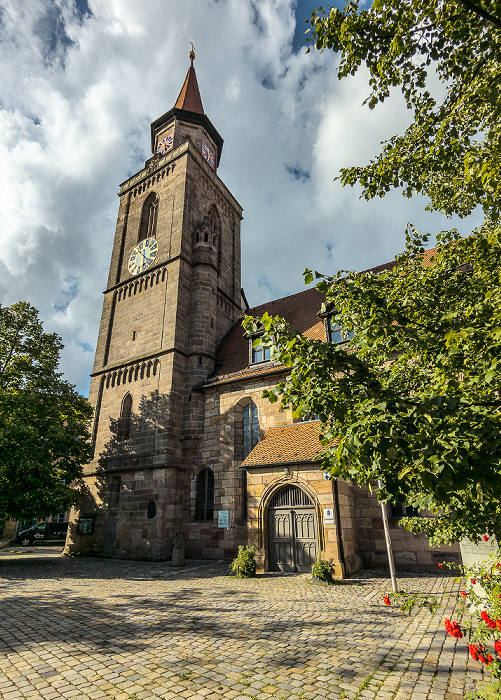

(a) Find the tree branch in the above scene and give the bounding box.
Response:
[457,0,501,27]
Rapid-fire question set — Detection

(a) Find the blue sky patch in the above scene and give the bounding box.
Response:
[285,164,310,182]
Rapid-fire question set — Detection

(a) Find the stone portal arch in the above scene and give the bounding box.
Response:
[265,482,319,572]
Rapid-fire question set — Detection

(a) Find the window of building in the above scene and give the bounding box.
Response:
[251,337,271,364]
[138,192,159,241]
[390,503,421,519]
[243,402,259,459]
[293,411,319,423]
[195,468,214,521]
[118,393,132,441]
[53,513,66,523]
[327,316,354,344]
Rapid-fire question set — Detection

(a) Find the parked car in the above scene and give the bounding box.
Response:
[15,522,69,546]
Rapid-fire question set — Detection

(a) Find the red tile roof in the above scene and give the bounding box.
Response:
[205,287,326,387]
[241,421,337,467]
[204,248,438,389]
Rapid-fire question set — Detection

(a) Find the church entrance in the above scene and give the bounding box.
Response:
[267,484,318,572]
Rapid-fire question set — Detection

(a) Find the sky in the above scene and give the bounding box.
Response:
[0,0,480,396]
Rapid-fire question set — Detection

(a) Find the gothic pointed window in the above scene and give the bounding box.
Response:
[243,402,259,459]
[138,192,159,241]
[195,468,214,521]
[118,393,132,441]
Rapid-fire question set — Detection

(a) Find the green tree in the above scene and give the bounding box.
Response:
[0,302,93,522]
[244,224,501,545]
[307,0,501,219]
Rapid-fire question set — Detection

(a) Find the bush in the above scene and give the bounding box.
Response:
[466,679,501,699]
[312,553,334,582]
[230,545,256,578]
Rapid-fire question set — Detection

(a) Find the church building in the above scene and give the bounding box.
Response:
[66,53,460,575]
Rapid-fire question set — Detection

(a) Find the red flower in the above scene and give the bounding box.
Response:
[480,610,497,629]
[495,640,501,656]
[481,610,491,623]
[468,644,479,661]
[383,595,391,606]
[460,591,467,598]
[472,644,494,665]
[471,579,477,585]
[483,535,490,542]
[497,620,501,631]
[496,563,501,569]
[438,562,443,568]
[444,618,463,639]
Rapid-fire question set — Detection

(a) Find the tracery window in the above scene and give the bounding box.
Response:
[138,192,159,241]
[118,393,132,441]
[243,402,259,459]
[195,468,214,521]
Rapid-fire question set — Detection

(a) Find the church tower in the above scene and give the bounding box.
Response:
[66,50,243,559]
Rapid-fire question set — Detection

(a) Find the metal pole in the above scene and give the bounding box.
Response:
[378,480,398,593]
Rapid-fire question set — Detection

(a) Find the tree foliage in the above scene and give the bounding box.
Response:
[0,302,93,522]
[307,0,501,218]
[243,224,501,545]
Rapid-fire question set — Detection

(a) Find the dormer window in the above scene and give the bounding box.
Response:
[327,317,354,344]
[251,337,271,364]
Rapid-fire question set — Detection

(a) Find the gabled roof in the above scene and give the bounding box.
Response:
[174,65,204,114]
[241,421,337,468]
[205,286,326,387]
[204,247,439,389]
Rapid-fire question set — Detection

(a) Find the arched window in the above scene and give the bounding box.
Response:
[195,468,214,521]
[138,192,159,241]
[118,393,132,441]
[235,400,259,521]
[243,402,259,459]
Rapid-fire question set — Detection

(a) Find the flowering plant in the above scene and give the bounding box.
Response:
[380,590,438,616]
[383,548,501,684]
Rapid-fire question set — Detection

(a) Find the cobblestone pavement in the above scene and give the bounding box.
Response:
[0,550,486,700]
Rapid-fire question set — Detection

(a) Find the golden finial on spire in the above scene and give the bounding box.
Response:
[189,42,196,66]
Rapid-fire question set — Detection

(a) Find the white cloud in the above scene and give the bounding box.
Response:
[0,0,480,395]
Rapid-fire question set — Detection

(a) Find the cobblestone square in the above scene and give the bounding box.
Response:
[0,550,484,699]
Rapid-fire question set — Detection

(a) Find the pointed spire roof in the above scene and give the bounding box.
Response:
[174,64,204,114]
[150,46,223,165]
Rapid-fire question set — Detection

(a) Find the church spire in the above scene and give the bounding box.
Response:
[174,45,204,115]
[150,46,223,168]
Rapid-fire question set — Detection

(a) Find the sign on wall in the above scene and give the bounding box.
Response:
[218,510,229,528]
[324,508,335,525]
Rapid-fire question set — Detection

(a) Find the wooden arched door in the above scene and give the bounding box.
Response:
[267,484,318,572]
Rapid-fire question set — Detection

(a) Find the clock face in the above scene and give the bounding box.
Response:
[128,237,158,276]
[157,132,173,155]
[201,141,215,169]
